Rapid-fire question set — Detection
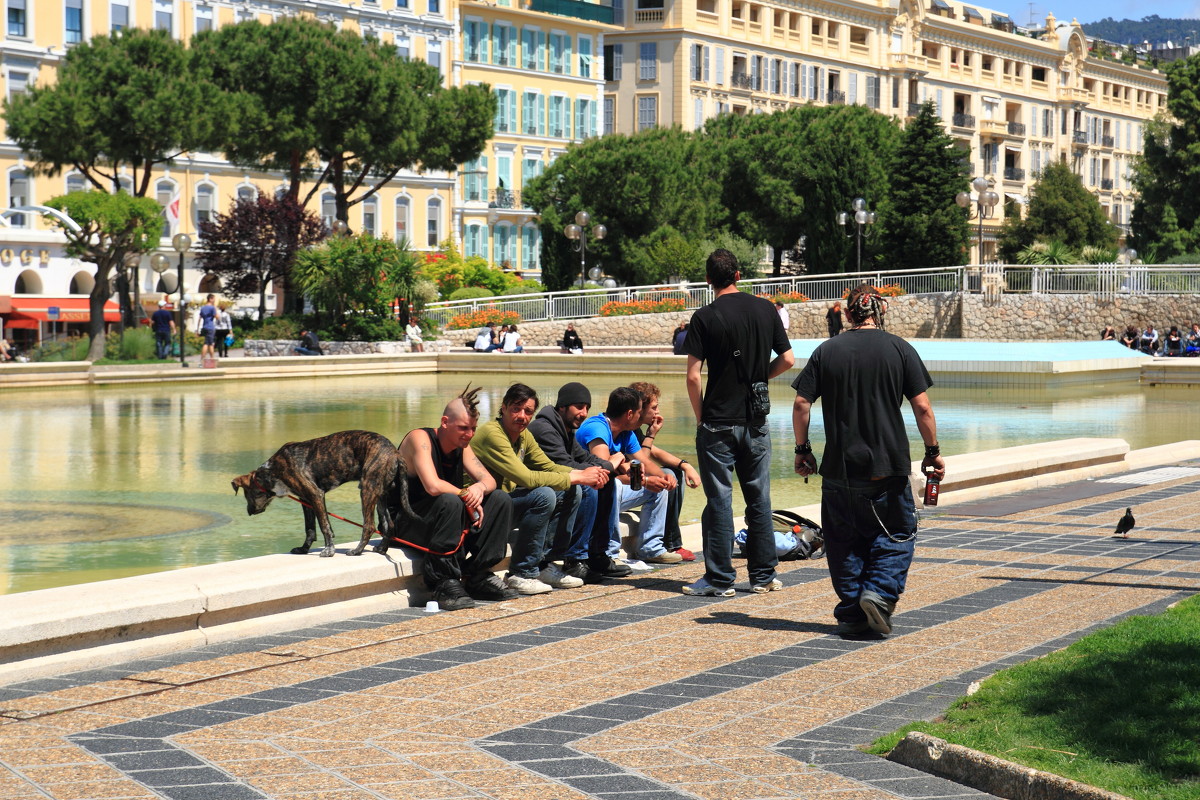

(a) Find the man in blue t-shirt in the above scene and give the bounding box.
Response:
[576,387,672,570]
[197,294,218,361]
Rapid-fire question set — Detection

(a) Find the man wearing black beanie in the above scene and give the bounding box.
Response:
[529,382,630,581]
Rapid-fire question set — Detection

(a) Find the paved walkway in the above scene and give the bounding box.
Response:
[2,468,1199,800]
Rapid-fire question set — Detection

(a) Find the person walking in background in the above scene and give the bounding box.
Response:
[826,302,843,338]
[776,301,789,334]
[214,304,233,358]
[792,283,945,637]
[672,322,688,355]
[682,249,794,597]
[197,294,218,363]
[150,300,175,359]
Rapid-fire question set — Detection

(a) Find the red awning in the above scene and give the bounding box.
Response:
[3,318,38,329]
[3,297,120,323]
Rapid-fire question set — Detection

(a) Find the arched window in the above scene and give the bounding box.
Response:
[426,197,441,247]
[8,170,29,228]
[14,269,42,294]
[321,193,336,228]
[66,173,88,194]
[237,185,257,203]
[494,221,515,267]
[394,196,411,242]
[464,223,488,259]
[522,223,542,270]
[194,184,216,225]
[361,196,378,236]
[199,273,222,293]
[156,179,176,233]
[69,271,95,295]
[117,175,133,193]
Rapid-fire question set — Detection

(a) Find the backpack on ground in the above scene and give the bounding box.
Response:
[735,510,825,560]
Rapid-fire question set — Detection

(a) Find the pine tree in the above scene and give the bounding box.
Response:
[880,102,971,269]
[998,161,1118,261]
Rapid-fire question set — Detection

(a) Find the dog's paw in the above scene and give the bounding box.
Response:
[347,548,364,556]
[290,546,311,555]
[372,543,390,555]
[319,547,335,558]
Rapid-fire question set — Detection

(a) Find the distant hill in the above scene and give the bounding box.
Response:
[1081,15,1200,45]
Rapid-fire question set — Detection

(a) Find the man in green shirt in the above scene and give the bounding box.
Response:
[473,383,608,595]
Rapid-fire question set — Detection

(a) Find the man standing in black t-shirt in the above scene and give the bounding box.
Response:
[394,386,517,610]
[682,249,794,597]
[792,284,945,637]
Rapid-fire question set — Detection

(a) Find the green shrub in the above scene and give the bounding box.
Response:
[104,328,158,361]
[502,281,546,295]
[251,316,303,341]
[449,286,495,301]
[29,337,90,362]
[323,315,404,342]
[1162,253,1200,265]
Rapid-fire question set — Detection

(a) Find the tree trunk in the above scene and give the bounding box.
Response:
[773,244,784,277]
[87,266,110,361]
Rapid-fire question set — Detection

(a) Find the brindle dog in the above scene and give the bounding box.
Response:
[232,430,415,557]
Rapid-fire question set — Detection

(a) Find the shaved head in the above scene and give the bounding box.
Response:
[443,397,474,422]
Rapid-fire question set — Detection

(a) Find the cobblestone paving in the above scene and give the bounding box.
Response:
[1,472,1198,800]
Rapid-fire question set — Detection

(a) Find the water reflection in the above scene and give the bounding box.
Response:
[1,372,1194,594]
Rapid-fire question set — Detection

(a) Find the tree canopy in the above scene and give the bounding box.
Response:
[4,28,228,196]
[191,17,494,223]
[292,234,420,333]
[45,192,164,359]
[998,161,1118,260]
[880,102,970,269]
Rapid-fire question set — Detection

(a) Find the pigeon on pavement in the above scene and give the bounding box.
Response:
[1115,507,1135,539]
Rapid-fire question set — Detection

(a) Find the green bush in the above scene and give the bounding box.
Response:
[1162,253,1200,265]
[29,337,90,362]
[251,316,303,341]
[502,280,546,295]
[322,315,405,342]
[104,328,158,361]
[449,286,494,301]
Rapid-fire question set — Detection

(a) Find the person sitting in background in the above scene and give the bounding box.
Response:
[474,322,500,352]
[672,322,688,355]
[561,323,584,354]
[295,328,323,356]
[502,324,524,353]
[406,318,425,353]
[1119,326,1138,349]
[0,338,14,362]
[1187,323,1200,355]
[628,381,701,562]
[1100,325,1116,341]
[1163,326,1185,357]
[1138,325,1160,355]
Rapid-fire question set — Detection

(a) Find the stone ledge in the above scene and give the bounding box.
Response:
[888,731,1133,800]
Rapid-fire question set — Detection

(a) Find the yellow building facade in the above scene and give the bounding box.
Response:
[602,0,1168,261]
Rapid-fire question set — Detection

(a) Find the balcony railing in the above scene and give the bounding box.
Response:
[1003,167,1025,182]
[1072,130,1089,144]
[1006,121,1026,136]
[907,102,924,117]
[952,112,976,127]
[634,8,664,22]
[527,0,615,23]
[827,89,846,105]
[1100,178,1114,190]
[730,71,755,90]
[488,189,531,209]
[1101,135,1115,147]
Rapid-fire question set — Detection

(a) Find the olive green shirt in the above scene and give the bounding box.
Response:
[472,419,572,492]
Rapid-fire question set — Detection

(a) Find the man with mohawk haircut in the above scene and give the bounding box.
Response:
[393,384,517,610]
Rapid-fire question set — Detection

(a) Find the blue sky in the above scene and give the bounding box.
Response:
[995,0,1199,26]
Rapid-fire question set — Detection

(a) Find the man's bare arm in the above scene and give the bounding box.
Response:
[402,431,459,497]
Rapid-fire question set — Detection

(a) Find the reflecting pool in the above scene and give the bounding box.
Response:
[2,371,1196,593]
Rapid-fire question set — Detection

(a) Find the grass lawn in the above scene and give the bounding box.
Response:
[868,594,1200,800]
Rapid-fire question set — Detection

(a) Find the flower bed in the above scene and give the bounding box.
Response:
[760,290,811,304]
[598,296,688,317]
[842,283,906,299]
[445,308,522,330]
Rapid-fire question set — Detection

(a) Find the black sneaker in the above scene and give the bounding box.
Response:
[859,590,895,635]
[561,559,590,581]
[432,579,476,611]
[836,619,873,636]
[465,573,518,601]
[587,557,633,579]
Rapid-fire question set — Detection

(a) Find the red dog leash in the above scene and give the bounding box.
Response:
[252,480,468,556]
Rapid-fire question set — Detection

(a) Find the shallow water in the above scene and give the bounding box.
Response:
[1,371,1196,594]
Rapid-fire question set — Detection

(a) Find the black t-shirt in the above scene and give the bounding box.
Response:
[684,292,791,424]
[791,328,932,481]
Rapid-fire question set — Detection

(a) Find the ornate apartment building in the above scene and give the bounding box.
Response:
[0,0,1169,340]
[602,0,1168,260]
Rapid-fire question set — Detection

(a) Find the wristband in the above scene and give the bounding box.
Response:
[924,443,941,458]
[794,442,812,455]
[678,459,688,468]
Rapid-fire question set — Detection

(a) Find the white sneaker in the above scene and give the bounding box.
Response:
[538,564,584,589]
[682,577,736,597]
[622,559,654,573]
[505,574,553,595]
[751,578,783,594]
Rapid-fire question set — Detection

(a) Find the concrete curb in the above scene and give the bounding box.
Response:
[887,731,1134,800]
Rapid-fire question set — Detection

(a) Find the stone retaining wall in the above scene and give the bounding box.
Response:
[244,339,453,357]
[494,292,1200,347]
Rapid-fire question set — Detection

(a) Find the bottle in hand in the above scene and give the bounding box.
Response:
[923,469,940,506]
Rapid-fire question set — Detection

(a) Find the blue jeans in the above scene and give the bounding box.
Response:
[616,480,670,559]
[695,422,777,588]
[509,486,576,578]
[820,476,917,623]
[549,485,596,562]
[154,331,171,359]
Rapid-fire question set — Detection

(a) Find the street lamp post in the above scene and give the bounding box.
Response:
[172,234,191,366]
[955,176,1000,263]
[836,198,877,272]
[564,211,606,289]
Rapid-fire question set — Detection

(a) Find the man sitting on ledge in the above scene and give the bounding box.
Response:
[295,328,323,356]
[394,385,517,610]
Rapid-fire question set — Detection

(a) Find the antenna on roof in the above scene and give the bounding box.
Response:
[1027,1,1037,26]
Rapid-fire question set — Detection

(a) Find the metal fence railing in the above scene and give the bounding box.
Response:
[421,265,1196,328]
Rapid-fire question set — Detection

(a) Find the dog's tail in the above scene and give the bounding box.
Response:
[388,452,421,524]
